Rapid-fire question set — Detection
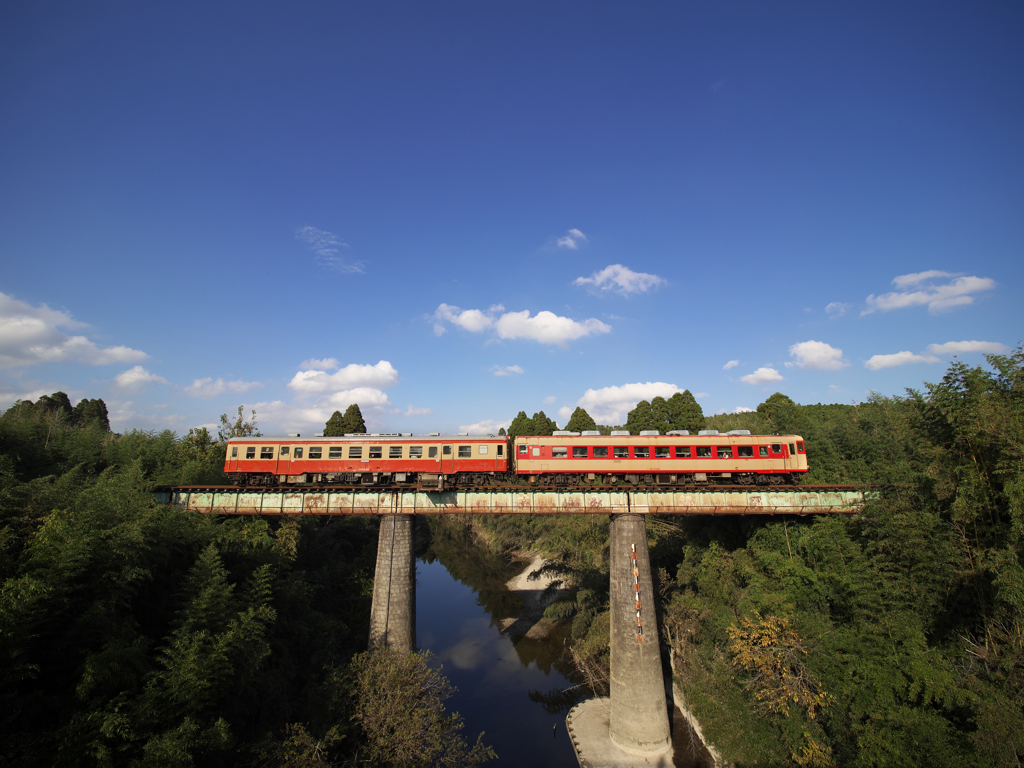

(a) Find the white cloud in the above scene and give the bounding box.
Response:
[788,340,847,371]
[543,395,556,405]
[573,264,666,296]
[825,302,850,318]
[556,228,588,250]
[434,303,611,346]
[404,405,431,416]
[926,340,1010,356]
[458,418,510,434]
[694,392,708,399]
[250,387,395,433]
[558,405,573,420]
[573,381,681,424]
[741,367,785,385]
[296,226,365,274]
[863,273,996,315]
[490,364,524,377]
[288,360,399,394]
[184,377,262,398]
[494,310,610,345]
[733,407,755,413]
[723,360,739,370]
[891,270,956,288]
[864,351,940,370]
[0,291,150,369]
[113,366,170,392]
[299,357,339,371]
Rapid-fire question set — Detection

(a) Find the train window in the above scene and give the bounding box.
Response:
[231,447,238,458]
[634,447,649,458]
[655,447,670,458]
[614,447,629,458]
[458,446,471,458]
[497,445,503,456]
[246,447,256,459]
[797,442,805,453]
[260,447,274,459]
[519,444,528,455]
[410,446,423,458]
[370,447,383,459]
[348,447,362,459]
[479,445,488,454]
[552,447,568,458]
[309,447,322,459]
[443,446,452,455]
[675,446,691,458]
[594,447,609,458]
[280,446,290,456]
[696,447,712,458]
[717,446,733,459]
[390,446,403,458]
[329,447,342,459]
[759,446,768,457]
[771,443,782,454]
[789,444,796,455]
[294,447,303,459]
[429,447,438,458]
[573,447,589,458]
[738,446,753,458]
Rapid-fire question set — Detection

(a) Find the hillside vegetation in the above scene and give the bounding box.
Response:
[471,350,1024,767]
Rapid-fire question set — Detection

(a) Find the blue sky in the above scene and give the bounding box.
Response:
[1,2,1021,435]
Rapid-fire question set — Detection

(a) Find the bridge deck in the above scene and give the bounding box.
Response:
[155,486,870,516]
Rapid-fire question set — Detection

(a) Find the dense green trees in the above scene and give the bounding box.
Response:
[507,410,557,438]
[625,391,704,434]
[0,398,493,766]
[339,403,367,434]
[323,410,345,436]
[563,407,597,433]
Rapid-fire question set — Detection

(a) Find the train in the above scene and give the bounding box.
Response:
[224,429,808,488]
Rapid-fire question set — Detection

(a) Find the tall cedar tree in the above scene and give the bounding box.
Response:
[324,410,345,436]
[339,403,367,434]
[564,407,597,433]
[668,390,704,433]
[531,411,558,435]
[507,411,534,439]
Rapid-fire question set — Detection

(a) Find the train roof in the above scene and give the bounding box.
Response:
[225,434,506,442]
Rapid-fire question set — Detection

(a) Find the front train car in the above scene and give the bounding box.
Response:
[512,429,807,485]
[224,433,508,488]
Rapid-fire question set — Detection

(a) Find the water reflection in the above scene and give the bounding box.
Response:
[417,520,581,766]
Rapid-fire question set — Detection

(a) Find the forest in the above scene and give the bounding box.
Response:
[2,349,1022,766]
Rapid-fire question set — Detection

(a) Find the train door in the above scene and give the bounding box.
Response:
[276,444,291,477]
[442,444,454,475]
[227,443,239,472]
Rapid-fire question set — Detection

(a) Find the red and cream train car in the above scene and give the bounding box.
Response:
[225,434,508,487]
[513,430,807,485]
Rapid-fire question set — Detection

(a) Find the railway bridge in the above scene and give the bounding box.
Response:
[157,485,870,766]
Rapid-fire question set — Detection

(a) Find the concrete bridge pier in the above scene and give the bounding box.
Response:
[609,512,672,755]
[368,514,416,653]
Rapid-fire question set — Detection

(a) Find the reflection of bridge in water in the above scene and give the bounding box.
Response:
[157,485,871,767]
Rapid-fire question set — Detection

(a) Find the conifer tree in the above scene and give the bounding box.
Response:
[324,410,345,436]
[564,407,597,433]
[668,390,704,433]
[339,403,367,434]
[507,411,533,439]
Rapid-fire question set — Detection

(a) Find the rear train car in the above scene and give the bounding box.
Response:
[225,434,508,488]
[512,430,807,485]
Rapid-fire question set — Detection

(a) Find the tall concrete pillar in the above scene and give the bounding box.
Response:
[608,513,672,755]
[368,514,416,653]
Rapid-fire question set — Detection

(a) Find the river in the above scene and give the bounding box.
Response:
[416,520,582,766]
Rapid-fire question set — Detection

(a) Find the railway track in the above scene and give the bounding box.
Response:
[158,483,871,494]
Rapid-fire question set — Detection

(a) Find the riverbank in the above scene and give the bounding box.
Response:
[498,553,567,640]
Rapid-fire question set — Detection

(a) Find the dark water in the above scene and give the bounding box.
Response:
[416,526,582,766]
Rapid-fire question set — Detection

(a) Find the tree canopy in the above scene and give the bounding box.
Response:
[625,391,704,434]
[339,403,367,434]
[324,410,345,436]
[564,407,597,433]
